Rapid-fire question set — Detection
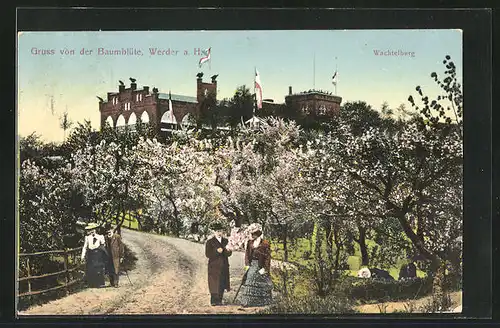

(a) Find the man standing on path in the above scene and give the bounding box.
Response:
[205,222,232,306]
[104,223,125,288]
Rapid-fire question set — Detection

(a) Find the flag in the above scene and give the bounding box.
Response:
[168,92,177,124]
[199,47,211,68]
[332,71,338,85]
[169,99,174,122]
[254,69,263,109]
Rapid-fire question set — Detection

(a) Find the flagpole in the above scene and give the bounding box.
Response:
[313,52,316,90]
[335,57,338,96]
[253,66,256,116]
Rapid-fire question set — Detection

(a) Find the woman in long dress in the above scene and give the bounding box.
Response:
[80,223,108,288]
[237,223,273,307]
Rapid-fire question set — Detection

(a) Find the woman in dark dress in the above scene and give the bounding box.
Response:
[80,223,108,288]
[237,223,273,307]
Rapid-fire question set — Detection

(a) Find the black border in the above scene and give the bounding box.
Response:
[3,6,493,327]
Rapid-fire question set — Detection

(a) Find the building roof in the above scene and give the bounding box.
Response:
[158,93,198,103]
[287,89,340,97]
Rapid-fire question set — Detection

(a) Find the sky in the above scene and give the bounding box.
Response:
[17,30,462,143]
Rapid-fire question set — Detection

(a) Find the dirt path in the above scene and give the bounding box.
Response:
[19,229,263,315]
[355,291,463,314]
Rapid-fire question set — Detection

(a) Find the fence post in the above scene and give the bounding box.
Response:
[26,257,32,303]
[63,249,70,296]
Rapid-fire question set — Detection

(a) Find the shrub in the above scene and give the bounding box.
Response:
[337,276,433,303]
[260,293,358,314]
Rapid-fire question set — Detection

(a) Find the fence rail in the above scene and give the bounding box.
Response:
[20,247,82,257]
[18,247,84,298]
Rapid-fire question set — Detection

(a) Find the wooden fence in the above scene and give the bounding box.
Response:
[123,214,141,231]
[18,247,85,298]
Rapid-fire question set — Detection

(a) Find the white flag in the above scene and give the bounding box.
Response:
[169,98,177,124]
[332,71,338,85]
[255,69,263,109]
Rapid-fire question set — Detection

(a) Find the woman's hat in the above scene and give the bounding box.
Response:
[84,222,99,230]
[247,223,262,234]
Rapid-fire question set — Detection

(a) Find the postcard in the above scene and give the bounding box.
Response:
[16,29,463,316]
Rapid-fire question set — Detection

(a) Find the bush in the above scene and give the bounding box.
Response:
[337,276,433,303]
[260,294,358,314]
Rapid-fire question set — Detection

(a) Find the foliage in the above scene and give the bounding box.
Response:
[19,57,462,309]
[59,111,73,141]
[337,276,433,303]
[19,160,77,252]
[260,293,358,314]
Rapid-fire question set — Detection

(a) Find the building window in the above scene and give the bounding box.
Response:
[319,105,327,116]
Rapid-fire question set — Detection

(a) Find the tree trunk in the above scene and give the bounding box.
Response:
[309,234,313,253]
[117,205,126,235]
[167,195,181,237]
[135,210,143,230]
[325,221,336,291]
[282,226,289,296]
[234,208,243,227]
[448,250,462,290]
[283,227,289,263]
[358,225,369,266]
[333,224,342,271]
[325,222,334,266]
[431,260,449,311]
[313,222,326,297]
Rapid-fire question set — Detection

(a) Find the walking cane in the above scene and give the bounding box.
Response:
[123,269,133,286]
[233,270,248,303]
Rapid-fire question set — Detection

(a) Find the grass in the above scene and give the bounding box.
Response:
[113,214,429,280]
[270,236,427,280]
[95,209,141,230]
[116,212,140,230]
[270,237,312,267]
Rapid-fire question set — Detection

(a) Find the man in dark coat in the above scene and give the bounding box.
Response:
[104,223,125,287]
[398,262,417,280]
[205,222,232,306]
[369,267,395,280]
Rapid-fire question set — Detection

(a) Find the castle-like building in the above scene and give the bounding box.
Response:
[283,86,342,116]
[98,75,217,135]
[98,75,342,136]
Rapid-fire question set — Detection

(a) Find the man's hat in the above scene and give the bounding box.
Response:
[84,222,99,230]
[209,221,225,231]
[103,222,113,231]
